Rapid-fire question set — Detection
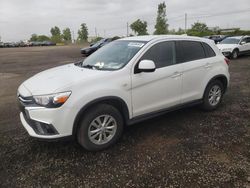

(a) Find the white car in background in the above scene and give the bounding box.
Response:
[18,35,230,151]
[217,36,250,59]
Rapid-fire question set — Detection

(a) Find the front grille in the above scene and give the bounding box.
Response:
[18,95,34,106]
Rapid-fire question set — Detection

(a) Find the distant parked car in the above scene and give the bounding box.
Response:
[0,42,4,48]
[217,36,250,59]
[4,42,15,47]
[41,41,56,46]
[204,35,228,44]
[30,41,42,46]
[81,38,113,56]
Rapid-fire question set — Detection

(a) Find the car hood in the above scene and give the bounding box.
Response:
[22,63,110,96]
[216,44,237,50]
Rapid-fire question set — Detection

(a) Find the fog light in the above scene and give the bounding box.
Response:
[32,121,59,135]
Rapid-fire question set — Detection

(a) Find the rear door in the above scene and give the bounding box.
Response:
[131,41,182,117]
[176,40,213,103]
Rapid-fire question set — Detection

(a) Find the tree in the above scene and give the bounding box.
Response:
[37,35,50,42]
[77,23,88,41]
[50,26,62,43]
[176,28,185,35]
[50,26,61,36]
[154,2,169,34]
[30,34,50,42]
[130,19,148,36]
[30,34,38,41]
[62,28,72,42]
[187,22,212,36]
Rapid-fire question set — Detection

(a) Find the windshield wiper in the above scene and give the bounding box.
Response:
[82,64,99,69]
[74,61,83,67]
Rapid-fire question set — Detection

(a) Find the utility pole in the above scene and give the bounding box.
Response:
[127,22,129,37]
[72,30,75,43]
[185,13,187,33]
[95,27,97,38]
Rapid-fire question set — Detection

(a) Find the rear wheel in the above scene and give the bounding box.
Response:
[77,104,124,151]
[202,80,224,111]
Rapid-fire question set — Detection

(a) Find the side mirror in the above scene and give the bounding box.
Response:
[240,41,246,45]
[137,60,156,73]
[90,43,94,47]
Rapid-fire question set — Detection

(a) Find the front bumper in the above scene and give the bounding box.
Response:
[18,97,75,139]
[221,51,231,57]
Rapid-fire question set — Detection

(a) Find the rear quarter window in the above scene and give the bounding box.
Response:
[176,41,206,63]
[202,42,216,57]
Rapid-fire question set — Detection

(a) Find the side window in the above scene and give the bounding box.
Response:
[176,41,206,63]
[141,41,175,68]
[246,37,250,43]
[241,38,247,43]
[202,42,216,58]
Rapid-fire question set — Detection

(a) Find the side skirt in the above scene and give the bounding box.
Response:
[127,99,203,125]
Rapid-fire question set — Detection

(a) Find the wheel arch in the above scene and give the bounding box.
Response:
[233,48,239,52]
[72,96,130,136]
[203,74,229,97]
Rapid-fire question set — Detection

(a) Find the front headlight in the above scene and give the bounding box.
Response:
[33,91,71,108]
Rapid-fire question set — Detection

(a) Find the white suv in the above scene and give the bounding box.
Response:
[217,36,250,59]
[18,35,230,151]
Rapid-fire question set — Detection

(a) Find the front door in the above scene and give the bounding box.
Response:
[131,41,182,117]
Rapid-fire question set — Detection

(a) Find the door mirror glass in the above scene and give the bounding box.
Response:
[240,41,246,45]
[138,60,156,73]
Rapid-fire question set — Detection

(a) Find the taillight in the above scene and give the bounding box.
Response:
[224,58,230,65]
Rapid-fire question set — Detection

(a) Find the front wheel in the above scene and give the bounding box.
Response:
[202,80,224,111]
[77,104,124,151]
[231,49,239,59]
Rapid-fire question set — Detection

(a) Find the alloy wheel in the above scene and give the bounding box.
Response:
[88,115,117,145]
[208,85,222,106]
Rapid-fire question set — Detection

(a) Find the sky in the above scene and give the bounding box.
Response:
[0,0,250,42]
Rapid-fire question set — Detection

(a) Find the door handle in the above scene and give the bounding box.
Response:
[171,72,182,78]
[204,63,212,69]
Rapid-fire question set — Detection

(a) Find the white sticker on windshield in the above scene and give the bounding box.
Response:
[94,62,105,68]
[128,42,144,48]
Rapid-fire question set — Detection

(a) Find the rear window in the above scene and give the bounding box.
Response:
[202,42,216,57]
[176,41,206,63]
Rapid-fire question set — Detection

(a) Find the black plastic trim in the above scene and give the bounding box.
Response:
[127,99,203,125]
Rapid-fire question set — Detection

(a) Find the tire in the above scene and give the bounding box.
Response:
[77,104,124,151]
[202,80,224,111]
[231,49,239,59]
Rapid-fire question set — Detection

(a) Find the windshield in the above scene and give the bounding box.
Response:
[81,40,146,70]
[220,38,240,44]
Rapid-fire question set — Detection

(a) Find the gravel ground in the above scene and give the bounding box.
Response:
[0,46,249,187]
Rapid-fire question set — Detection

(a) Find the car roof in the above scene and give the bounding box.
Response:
[119,35,207,42]
[226,36,244,39]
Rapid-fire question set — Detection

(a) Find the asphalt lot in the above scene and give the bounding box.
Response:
[0,46,249,187]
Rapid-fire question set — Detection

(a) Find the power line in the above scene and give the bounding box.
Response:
[88,9,250,36]
[187,9,250,20]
